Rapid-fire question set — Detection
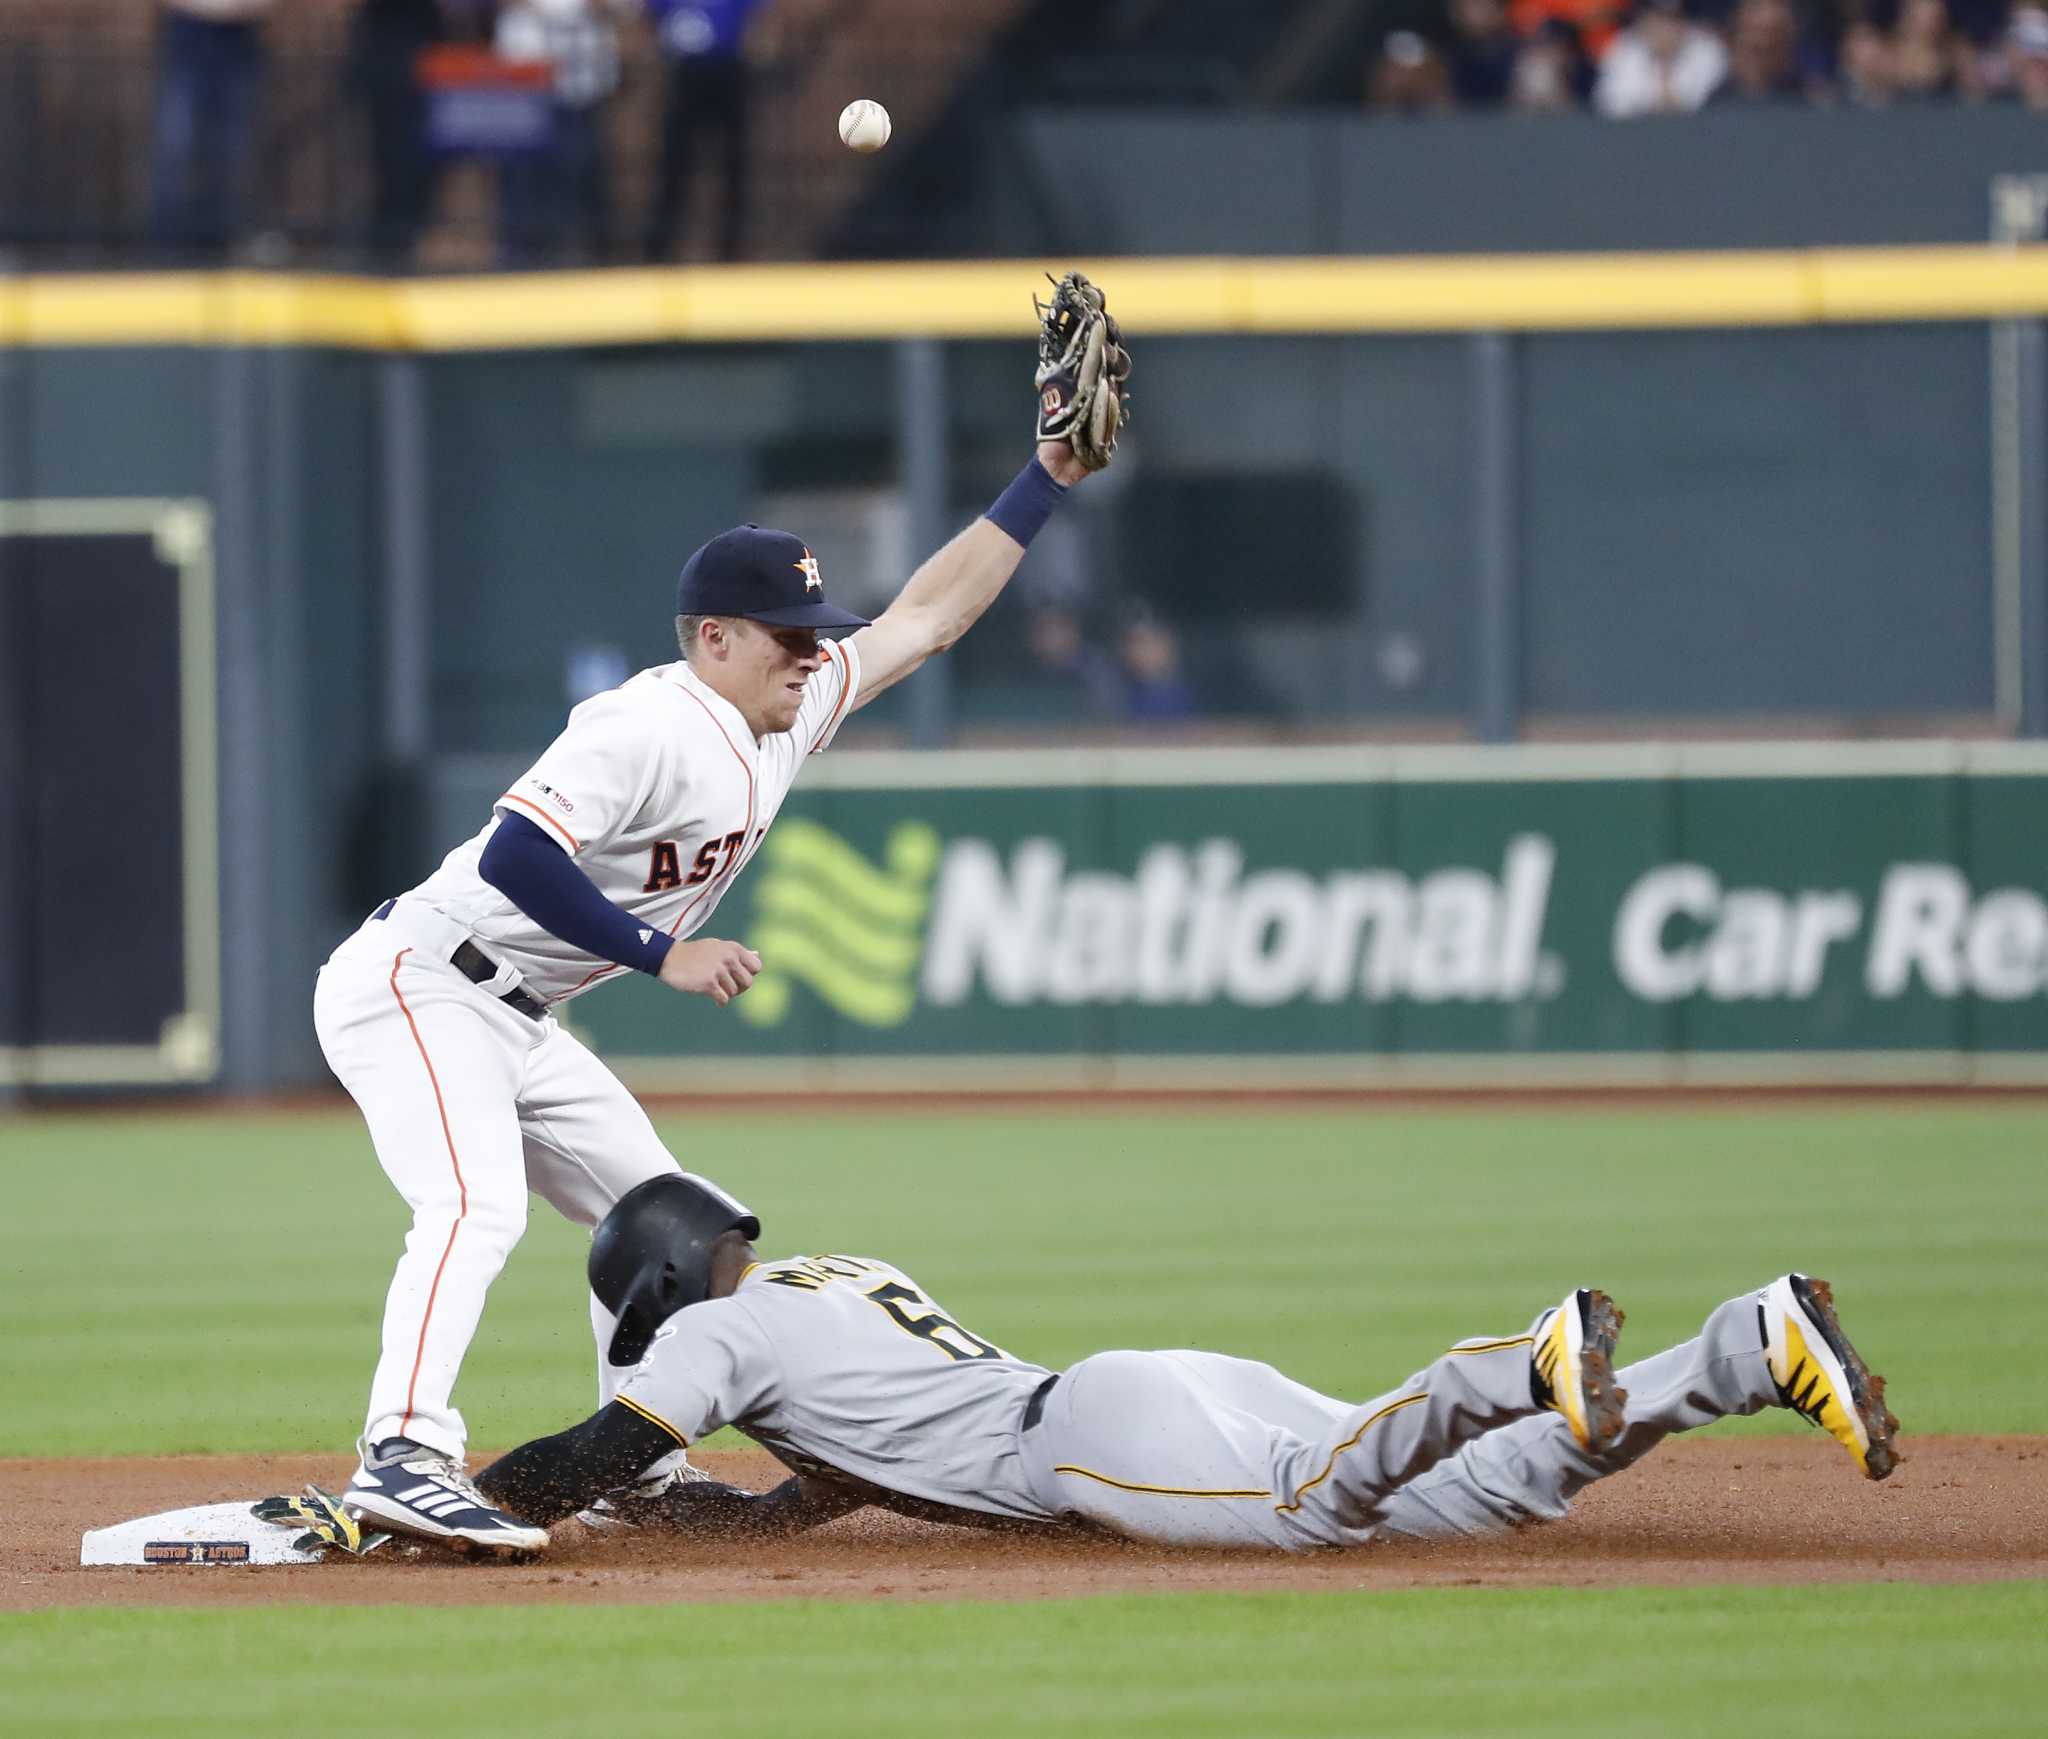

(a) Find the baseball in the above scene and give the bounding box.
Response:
[838,98,891,154]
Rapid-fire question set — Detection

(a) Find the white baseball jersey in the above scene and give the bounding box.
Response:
[618,1255,1058,1521]
[404,641,861,1003]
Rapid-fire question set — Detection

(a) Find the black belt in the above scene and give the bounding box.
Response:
[372,900,548,1021]
[1020,1373,1061,1432]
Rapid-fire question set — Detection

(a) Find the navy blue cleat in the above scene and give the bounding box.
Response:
[344,1438,548,1553]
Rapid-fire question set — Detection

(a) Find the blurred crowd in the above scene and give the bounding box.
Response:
[147,0,769,263]
[1013,605,1202,725]
[111,0,2048,266]
[1364,0,2048,115]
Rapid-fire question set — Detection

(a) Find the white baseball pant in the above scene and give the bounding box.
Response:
[314,901,680,1462]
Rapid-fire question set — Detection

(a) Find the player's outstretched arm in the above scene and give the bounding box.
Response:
[646,1474,868,1540]
[477,1401,692,1525]
[845,269,1132,710]
[846,440,1084,708]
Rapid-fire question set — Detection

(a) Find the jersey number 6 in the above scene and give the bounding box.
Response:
[864,1281,1006,1363]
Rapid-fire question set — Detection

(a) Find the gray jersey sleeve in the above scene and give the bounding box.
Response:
[614,1297,780,1447]
[667,1256,1058,1520]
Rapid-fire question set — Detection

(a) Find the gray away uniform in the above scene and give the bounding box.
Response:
[615,1254,1783,1552]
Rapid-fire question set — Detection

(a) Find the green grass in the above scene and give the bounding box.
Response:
[1,1103,2043,1457]
[6,1102,2043,1734]
[4,1582,2045,1737]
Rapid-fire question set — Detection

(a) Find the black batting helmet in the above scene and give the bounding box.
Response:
[589,1173,760,1366]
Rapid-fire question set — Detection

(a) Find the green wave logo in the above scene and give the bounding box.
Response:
[738,819,942,1028]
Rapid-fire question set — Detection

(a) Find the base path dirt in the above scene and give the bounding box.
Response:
[6,1436,2044,1612]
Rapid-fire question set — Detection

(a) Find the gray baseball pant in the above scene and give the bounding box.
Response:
[1375,1290,1774,1539]
[1018,1291,1774,1552]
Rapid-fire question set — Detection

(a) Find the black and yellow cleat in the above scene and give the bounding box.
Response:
[252,1484,390,1556]
[1761,1274,1901,1481]
[1531,1288,1628,1452]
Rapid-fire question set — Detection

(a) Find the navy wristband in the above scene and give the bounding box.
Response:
[984,458,1067,549]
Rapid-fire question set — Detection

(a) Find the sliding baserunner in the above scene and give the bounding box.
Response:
[473,1176,1899,1552]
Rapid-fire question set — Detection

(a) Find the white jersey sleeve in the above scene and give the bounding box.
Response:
[494,687,667,858]
[615,1296,781,1448]
[793,637,862,759]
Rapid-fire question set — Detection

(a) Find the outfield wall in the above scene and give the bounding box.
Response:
[524,742,2048,1092]
[6,256,2048,1089]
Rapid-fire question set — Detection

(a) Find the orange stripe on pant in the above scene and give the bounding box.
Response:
[387,947,470,1441]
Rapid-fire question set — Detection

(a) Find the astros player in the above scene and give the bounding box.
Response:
[473,1177,1900,1552]
[315,276,1131,1552]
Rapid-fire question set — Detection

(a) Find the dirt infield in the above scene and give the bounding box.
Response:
[6,1436,2043,1611]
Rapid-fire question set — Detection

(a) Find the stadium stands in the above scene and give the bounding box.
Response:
[8,1,2047,267]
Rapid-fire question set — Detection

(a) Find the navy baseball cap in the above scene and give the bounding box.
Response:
[676,525,870,632]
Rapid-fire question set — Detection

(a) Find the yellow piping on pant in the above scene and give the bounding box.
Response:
[1274,1391,1430,1516]
[1052,1466,1273,1499]
[1447,1334,1535,1356]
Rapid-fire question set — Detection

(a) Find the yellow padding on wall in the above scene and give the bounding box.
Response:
[7,247,2048,351]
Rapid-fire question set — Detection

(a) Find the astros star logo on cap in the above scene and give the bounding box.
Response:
[676,525,868,630]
